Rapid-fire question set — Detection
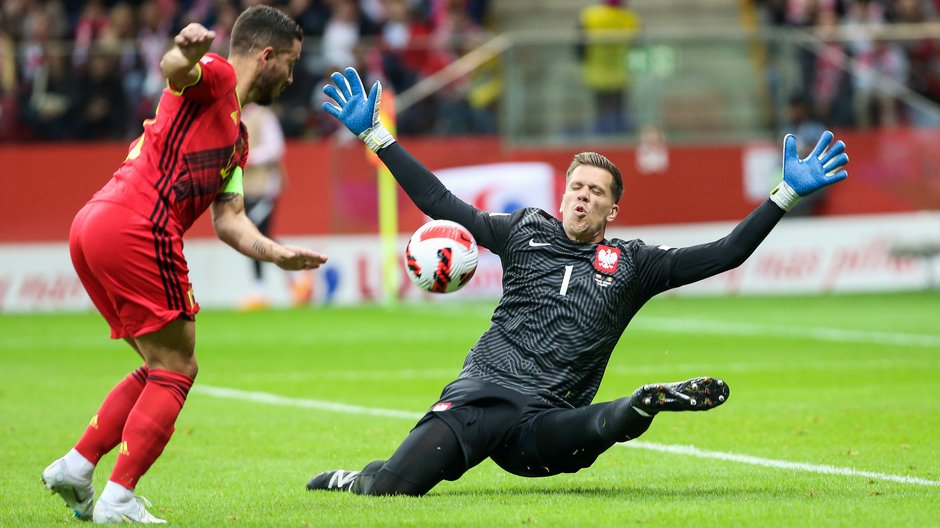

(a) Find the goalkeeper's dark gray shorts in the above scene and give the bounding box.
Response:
[415,377,600,479]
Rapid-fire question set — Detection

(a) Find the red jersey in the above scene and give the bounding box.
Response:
[92,53,249,234]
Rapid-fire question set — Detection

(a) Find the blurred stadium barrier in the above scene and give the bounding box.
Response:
[1,211,938,312]
[3,129,939,243]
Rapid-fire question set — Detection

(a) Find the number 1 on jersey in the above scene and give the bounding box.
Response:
[559,265,573,295]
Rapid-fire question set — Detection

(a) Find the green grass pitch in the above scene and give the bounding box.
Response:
[2,292,939,526]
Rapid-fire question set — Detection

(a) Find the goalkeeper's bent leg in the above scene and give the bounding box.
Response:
[532,398,655,470]
[355,416,465,496]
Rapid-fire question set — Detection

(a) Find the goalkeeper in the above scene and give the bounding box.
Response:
[308,67,848,496]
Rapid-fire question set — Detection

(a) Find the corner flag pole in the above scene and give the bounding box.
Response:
[367,89,399,307]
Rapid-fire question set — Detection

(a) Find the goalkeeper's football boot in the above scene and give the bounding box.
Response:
[306,469,361,492]
[42,457,95,521]
[92,495,166,524]
[630,377,729,414]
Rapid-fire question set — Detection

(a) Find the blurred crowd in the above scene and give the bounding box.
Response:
[6,0,940,144]
[761,0,940,130]
[0,0,495,142]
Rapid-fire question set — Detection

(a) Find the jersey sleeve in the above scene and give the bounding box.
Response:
[634,199,786,296]
[377,142,517,252]
[631,241,678,298]
[465,208,525,256]
[168,53,236,103]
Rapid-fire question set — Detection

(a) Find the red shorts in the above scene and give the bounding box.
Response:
[69,201,200,339]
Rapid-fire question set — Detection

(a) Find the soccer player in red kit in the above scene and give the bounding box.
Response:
[41,6,324,524]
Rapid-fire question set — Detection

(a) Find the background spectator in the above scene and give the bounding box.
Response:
[577,0,642,136]
[73,48,128,140]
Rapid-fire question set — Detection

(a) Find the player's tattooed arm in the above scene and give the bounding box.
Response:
[210,189,328,269]
[215,192,240,203]
[251,240,271,259]
[211,191,263,258]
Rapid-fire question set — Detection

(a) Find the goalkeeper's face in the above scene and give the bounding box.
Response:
[252,39,301,106]
[560,165,619,244]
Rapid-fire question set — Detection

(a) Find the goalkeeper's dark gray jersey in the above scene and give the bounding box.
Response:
[455,206,674,408]
[379,144,785,408]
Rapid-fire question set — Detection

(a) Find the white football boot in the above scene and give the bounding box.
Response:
[42,457,95,521]
[92,495,166,524]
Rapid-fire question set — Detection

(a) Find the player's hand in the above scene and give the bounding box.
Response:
[783,130,848,195]
[273,246,328,271]
[771,130,848,211]
[322,67,377,136]
[322,67,395,152]
[174,23,215,63]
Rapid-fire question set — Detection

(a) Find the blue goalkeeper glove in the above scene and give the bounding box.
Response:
[322,67,395,153]
[771,130,848,211]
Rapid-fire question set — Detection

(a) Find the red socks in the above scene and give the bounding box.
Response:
[109,369,193,490]
[74,365,149,465]
[72,366,193,491]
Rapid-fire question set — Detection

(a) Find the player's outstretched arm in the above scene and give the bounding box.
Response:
[161,23,215,91]
[662,131,849,288]
[211,191,328,271]
[770,130,848,212]
[322,67,497,242]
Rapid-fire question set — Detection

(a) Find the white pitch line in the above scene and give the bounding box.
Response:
[195,385,421,420]
[193,384,940,488]
[621,442,940,487]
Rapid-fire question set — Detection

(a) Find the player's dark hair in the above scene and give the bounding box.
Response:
[230,5,302,57]
[566,152,624,203]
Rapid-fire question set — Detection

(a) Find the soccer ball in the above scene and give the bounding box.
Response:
[404,219,478,293]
